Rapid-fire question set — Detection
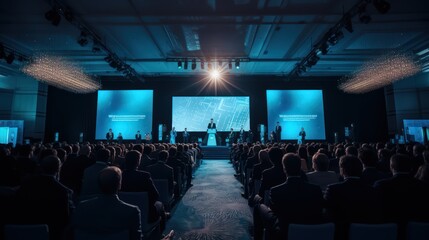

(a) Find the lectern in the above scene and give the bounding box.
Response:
[207,129,217,146]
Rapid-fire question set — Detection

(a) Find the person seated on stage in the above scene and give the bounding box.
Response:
[135,130,142,143]
[106,129,114,143]
[117,133,123,144]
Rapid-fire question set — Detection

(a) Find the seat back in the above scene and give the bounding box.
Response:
[118,192,160,236]
[4,224,49,240]
[153,179,174,210]
[349,223,397,240]
[288,223,335,240]
[74,230,128,240]
[407,222,429,240]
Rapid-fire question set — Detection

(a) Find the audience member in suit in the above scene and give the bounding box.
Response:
[177,144,193,187]
[297,145,309,172]
[15,156,74,240]
[255,147,286,203]
[415,150,429,184]
[243,145,261,198]
[166,146,187,194]
[252,150,273,182]
[325,155,382,240]
[14,144,37,184]
[377,148,392,174]
[121,150,169,232]
[374,154,429,239]
[72,166,142,240]
[253,153,324,240]
[138,145,156,170]
[359,147,390,186]
[411,144,425,176]
[329,147,344,174]
[80,148,110,200]
[306,153,338,192]
[146,150,175,196]
[60,145,93,198]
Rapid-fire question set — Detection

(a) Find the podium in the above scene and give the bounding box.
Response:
[207,129,217,146]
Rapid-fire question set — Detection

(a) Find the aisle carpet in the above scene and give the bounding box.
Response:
[165,160,253,240]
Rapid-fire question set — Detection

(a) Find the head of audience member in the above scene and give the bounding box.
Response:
[358,148,378,168]
[158,150,169,162]
[79,145,91,157]
[390,154,412,174]
[141,145,151,155]
[312,153,330,172]
[62,145,72,155]
[345,146,358,156]
[17,144,34,158]
[168,147,177,159]
[378,148,391,161]
[56,148,67,163]
[125,150,141,170]
[298,146,308,160]
[95,148,111,163]
[258,150,270,164]
[38,148,58,163]
[413,144,425,157]
[269,147,284,167]
[252,145,262,157]
[106,146,116,161]
[176,144,184,153]
[282,153,302,177]
[317,148,328,155]
[41,156,61,178]
[284,144,296,154]
[98,166,122,195]
[335,147,345,159]
[183,144,189,152]
[339,155,363,178]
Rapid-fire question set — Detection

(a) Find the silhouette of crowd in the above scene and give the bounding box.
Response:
[0,141,202,240]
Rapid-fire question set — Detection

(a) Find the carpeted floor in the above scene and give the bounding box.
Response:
[165,160,253,240]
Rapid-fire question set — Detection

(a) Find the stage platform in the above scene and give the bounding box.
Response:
[201,146,231,160]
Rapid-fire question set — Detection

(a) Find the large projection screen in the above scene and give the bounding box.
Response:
[267,90,326,140]
[95,90,153,140]
[172,96,250,132]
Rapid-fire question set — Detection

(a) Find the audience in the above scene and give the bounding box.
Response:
[80,148,110,200]
[146,150,175,196]
[358,147,390,186]
[15,155,74,240]
[325,155,382,240]
[306,152,338,192]
[256,147,286,202]
[253,153,324,240]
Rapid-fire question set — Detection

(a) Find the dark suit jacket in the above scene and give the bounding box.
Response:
[207,122,216,129]
[121,169,160,221]
[361,167,390,186]
[252,162,273,181]
[374,174,429,223]
[15,175,74,240]
[106,132,114,140]
[146,161,175,194]
[275,125,282,137]
[259,166,286,196]
[138,154,156,171]
[270,177,324,236]
[60,155,92,195]
[72,195,141,240]
[245,154,259,170]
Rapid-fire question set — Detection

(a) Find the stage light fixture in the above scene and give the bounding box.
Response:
[373,0,390,14]
[77,31,88,47]
[235,59,240,69]
[191,59,197,70]
[45,8,61,26]
[178,60,182,69]
[184,59,188,70]
[6,53,14,64]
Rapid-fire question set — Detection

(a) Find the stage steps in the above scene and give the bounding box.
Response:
[202,146,231,160]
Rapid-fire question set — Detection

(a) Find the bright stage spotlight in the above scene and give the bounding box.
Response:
[209,69,221,80]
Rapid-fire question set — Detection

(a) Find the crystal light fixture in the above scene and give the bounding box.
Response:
[339,52,421,94]
[22,55,101,94]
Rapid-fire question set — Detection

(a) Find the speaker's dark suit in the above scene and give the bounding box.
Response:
[15,175,74,240]
[275,125,282,142]
[325,178,382,239]
[106,132,114,141]
[207,122,216,129]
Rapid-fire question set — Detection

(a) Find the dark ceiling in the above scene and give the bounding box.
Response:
[1,0,429,82]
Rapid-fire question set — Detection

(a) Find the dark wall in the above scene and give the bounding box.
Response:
[45,76,388,143]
